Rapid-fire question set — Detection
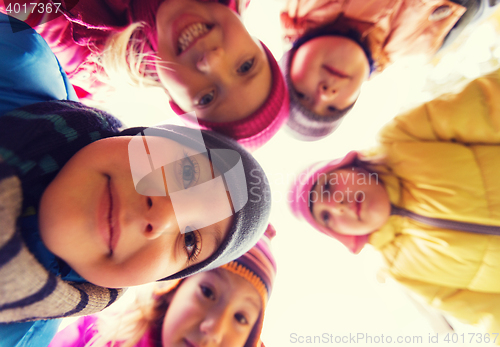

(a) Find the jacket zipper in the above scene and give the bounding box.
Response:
[391,205,500,236]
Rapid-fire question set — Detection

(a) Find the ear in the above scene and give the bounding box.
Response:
[169,100,187,115]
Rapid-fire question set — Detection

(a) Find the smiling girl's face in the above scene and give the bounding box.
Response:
[162,268,261,347]
[39,136,233,288]
[155,0,272,123]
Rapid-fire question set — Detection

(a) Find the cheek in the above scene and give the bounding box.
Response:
[290,59,315,89]
[163,298,202,341]
[155,67,202,110]
[226,330,252,347]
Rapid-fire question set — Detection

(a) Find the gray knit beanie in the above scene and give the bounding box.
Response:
[119,125,271,280]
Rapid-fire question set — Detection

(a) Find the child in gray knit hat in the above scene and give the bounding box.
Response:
[0,13,271,346]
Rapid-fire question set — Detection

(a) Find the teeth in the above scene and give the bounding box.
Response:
[178,23,210,53]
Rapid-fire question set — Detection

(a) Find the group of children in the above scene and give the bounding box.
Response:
[1,0,500,345]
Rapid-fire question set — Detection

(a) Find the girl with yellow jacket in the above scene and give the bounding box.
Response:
[289,68,500,339]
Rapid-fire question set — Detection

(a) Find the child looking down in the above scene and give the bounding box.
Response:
[0,14,271,346]
[49,226,277,347]
[289,68,500,338]
[1,0,289,150]
[280,0,499,140]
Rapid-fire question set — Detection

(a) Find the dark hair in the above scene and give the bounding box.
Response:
[290,17,375,74]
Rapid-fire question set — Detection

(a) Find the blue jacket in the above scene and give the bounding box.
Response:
[0,14,122,347]
[0,13,77,117]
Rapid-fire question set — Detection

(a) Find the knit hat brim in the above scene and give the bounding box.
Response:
[119,125,271,280]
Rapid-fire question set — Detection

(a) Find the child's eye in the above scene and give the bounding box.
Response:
[323,181,330,192]
[196,91,215,106]
[237,58,254,74]
[200,285,215,300]
[321,211,330,224]
[234,313,248,325]
[184,227,202,263]
[295,90,309,101]
[177,154,200,189]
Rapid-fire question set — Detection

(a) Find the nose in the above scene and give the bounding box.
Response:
[317,81,337,101]
[325,193,351,214]
[142,195,179,240]
[199,310,228,345]
[196,46,224,73]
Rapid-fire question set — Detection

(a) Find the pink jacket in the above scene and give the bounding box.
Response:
[48,315,157,347]
[0,0,245,99]
[281,0,466,71]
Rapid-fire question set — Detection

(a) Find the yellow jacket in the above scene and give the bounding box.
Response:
[366,69,500,337]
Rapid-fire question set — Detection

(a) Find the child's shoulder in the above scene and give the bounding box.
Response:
[0,13,78,115]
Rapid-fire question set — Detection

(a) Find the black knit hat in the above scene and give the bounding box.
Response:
[119,125,271,281]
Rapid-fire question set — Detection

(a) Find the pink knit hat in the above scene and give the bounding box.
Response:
[171,43,289,151]
[288,151,369,254]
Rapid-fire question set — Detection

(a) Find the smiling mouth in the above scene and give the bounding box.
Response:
[322,65,350,79]
[107,179,115,256]
[177,22,213,54]
[183,338,198,347]
[355,193,362,220]
[106,178,122,257]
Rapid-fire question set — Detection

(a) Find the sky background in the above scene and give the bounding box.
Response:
[66,2,500,346]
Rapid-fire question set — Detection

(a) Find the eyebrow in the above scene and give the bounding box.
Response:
[244,295,261,311]
[211,267,229,281]
[209,223,224,255]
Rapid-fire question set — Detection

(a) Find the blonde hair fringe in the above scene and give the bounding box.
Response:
[98,23,164,90]
[94,0,247,93]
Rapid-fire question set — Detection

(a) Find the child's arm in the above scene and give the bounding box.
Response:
[378,69,500,146]
[0,13,77,116]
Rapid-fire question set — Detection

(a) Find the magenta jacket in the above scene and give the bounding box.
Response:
[0,0,244,99]
[48,315,159,347]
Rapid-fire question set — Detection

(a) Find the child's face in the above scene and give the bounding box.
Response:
[162,268,261,347]
[39,136,233,288]
[310,167,390,236]
[155,0,272,123]
[290,36,370,116]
